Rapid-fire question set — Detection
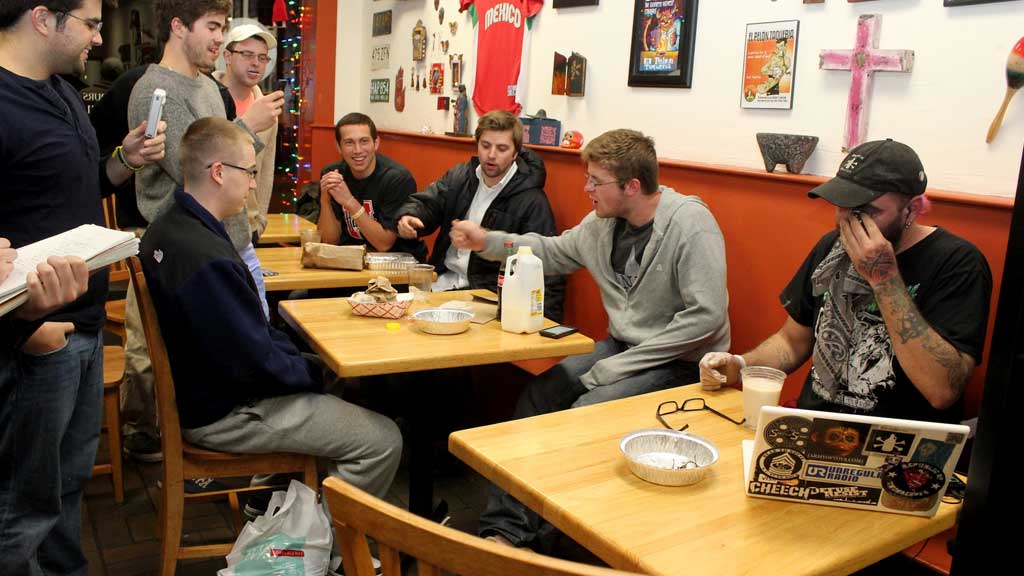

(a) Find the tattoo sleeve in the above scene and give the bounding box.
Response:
[875,278,972,398]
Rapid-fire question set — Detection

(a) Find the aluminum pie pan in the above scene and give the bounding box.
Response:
[364,252,418,271]
[620,429,719,486]
[410,308,474,335]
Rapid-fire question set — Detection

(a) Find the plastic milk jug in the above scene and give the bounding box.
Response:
[500,246,544,334]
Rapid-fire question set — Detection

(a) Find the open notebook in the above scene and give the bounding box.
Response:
[742,405,968,518]
[0,224,138,317]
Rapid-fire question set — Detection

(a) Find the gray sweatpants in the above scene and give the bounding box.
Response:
[182,392,402,499]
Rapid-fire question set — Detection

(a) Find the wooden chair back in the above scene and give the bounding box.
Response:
[127,256,185,465]
[322,476,640,576]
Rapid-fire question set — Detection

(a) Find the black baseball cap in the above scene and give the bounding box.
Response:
[808,139,928,208]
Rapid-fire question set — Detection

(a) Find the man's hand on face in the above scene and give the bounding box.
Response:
[839,211,898,287]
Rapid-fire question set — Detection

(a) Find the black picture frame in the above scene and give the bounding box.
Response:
[944,0,1018,5]
[627,0,699,88]
[553,0,600,7]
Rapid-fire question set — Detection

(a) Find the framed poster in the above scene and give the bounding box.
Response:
[627,0,699,88]
[372,11,392,37]
[370,79,390,103]
[740,20,798,109]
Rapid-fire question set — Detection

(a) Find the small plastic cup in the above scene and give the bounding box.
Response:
[740,366,786,430]
[407,263,434,302]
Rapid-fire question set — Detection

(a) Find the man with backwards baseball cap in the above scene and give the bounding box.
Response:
[700,139,992,422]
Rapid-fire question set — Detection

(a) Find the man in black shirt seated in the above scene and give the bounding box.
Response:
[140,118,402,500]
[318,112,427,262]
[700,140,992,423]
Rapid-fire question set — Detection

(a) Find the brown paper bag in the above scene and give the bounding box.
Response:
[301,243,365,270]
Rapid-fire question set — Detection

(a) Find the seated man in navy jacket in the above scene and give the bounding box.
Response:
[140,118,401,499]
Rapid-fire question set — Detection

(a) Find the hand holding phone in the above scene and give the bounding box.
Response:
[145,88,166,138]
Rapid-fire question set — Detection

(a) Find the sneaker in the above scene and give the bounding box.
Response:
[122,432,163,463]
[184,477,227,494]
[243,491,273,521]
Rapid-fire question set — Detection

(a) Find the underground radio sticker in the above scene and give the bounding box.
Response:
[763,416,812,449]
[756,448,805,481]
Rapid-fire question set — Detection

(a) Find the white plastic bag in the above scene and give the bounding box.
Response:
[219,480,332,576]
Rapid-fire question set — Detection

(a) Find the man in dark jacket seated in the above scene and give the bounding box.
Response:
[396,110,564,321]
[139,118,402,499]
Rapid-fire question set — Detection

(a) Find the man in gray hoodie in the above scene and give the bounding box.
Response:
[450,128,731,549]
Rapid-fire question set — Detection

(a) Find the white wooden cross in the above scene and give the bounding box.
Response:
[819,14,914,151]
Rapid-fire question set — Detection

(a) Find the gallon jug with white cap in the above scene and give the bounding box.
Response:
[500,246,544,334]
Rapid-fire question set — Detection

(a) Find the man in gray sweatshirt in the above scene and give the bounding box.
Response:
[450,128,731,550]
[121,0,284,465]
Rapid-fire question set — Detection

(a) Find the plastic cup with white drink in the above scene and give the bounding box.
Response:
[740,366,786,430]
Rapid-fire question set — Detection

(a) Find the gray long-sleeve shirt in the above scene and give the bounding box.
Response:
[128,64,261,250]
[481,187,731,389]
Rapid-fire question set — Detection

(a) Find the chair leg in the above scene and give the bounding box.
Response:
[159,474,185,576]
[105,388,124,503]
[228,492,243,535]
[302,457,319,491]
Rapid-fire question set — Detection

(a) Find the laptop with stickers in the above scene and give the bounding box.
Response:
[742,405,968,517]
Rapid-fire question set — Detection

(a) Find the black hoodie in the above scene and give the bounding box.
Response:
[398,147,564,321]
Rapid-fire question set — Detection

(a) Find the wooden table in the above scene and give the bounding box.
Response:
[281,290,594,517]
[279,290,593,378]
[257,247,415,292]
[449,384,960,576]
[258,213,317,244]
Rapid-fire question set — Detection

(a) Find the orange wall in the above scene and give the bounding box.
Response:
[319,130,1011,416]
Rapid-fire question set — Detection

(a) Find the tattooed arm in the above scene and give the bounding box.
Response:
[839,214,973,410]
[742,317,815,374]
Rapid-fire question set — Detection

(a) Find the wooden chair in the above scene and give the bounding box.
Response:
[127,257,319,576]
[101,196,129,342]
[91,345,125,503]
[322,476,640,576]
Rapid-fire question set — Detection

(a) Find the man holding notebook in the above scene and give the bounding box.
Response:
[700,140,992,423]
[0,0,165,573]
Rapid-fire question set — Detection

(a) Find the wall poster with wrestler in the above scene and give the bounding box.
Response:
[741,20,799,109]
[627,0,698,88]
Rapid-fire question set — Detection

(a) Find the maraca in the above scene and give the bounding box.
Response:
[986,36,1024,144]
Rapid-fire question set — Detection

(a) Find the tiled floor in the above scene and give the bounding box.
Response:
[83,445,493,576]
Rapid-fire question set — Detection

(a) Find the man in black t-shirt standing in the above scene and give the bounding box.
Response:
[319,113,426,262]
[700,139,992,423]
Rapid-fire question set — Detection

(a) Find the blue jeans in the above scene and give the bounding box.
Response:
[238,242,270,320]
[0,331,103,576]
[478,338,697,549]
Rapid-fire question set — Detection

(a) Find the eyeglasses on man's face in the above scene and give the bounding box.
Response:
[208,161,258,180]
[60,11,103,33]
[228,49,271,64]
[656,397,746,432]
[583,176,620,191]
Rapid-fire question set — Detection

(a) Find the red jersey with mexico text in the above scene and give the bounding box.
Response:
[460,0,543,115]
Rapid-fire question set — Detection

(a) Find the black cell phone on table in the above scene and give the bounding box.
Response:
[540,325,578,339]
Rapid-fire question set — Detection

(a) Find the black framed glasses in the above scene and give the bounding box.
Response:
[207,161,258,179]
[227,49,271,64]
[59,11,103,33]
[656,397,745,432]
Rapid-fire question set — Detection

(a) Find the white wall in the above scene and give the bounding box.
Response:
[338,0,1024,198]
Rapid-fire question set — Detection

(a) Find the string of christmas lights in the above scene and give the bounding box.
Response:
[274,0,311,208]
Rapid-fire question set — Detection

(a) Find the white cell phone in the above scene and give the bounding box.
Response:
[144,88,166,138]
